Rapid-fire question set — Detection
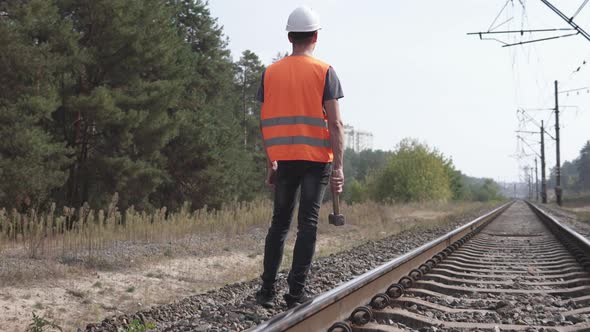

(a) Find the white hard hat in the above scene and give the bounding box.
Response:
[286,6,321,32]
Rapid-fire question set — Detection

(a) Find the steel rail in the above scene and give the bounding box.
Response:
[247,201,514,332]
[527,201,590,269]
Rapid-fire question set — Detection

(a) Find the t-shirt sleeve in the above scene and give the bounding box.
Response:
[256,70,265,103]
[323,66,344,101]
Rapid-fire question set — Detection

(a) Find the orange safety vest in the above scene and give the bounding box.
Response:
[261,56,333,163]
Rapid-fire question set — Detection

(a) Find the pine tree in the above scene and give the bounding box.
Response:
[0,0,73,209]
[236,50,265,149]
[50,0,192,209]
[235,50,266,196]
[155,0,260,210]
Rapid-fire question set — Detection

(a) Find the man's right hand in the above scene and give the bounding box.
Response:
[266,161,278,189]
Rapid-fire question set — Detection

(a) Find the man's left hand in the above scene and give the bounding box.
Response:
[330,168,344,193]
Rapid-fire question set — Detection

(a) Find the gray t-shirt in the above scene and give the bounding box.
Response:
[256,66,344,103]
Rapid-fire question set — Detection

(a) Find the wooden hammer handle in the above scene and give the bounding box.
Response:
[332,193,340,215]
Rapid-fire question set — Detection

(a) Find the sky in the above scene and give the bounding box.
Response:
[208,1,590,182]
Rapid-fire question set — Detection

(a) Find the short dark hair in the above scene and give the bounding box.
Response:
[288,31,317,45]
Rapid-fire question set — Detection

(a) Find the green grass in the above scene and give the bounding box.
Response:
[27,312,63,332]
[122,319,155,332]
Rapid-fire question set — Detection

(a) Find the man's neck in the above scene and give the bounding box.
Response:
[291,45,314,57]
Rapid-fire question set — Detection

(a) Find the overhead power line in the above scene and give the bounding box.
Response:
[539,0,590,42]
[467,28,574,36]
[572,0,590,20]
[488,0,512,32]
[517,108,556,140]
[501,32,579,47]
[559,87,590,95]
[469,0,590,46]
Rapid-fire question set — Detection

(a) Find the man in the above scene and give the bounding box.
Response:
[255,6,345,309]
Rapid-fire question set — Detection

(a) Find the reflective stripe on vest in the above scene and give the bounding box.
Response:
[260,56,333,162]
[265,136,331,148]
[261,116,327,128]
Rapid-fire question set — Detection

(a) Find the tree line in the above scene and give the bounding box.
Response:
[0,0,268,211]
[548,141,590,193]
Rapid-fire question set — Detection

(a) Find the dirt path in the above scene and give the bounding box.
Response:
[2,232,402,331]
[1,248,269,331]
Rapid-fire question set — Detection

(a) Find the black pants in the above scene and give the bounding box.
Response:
[261,160,331,294]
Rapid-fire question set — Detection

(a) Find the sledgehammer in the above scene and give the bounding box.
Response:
[328,193,345,226]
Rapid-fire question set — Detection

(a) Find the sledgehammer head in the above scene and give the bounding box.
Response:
[329,192,345,226]
[328,213,345,226]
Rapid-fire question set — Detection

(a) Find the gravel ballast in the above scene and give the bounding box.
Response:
[84,209,493,332]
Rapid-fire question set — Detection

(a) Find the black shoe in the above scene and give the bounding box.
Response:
[283,292,313,309]
[255,287,276,308]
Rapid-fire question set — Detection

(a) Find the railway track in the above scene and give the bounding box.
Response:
[248,201,590,332]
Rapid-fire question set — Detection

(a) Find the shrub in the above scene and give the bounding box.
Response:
[371,139,452,202]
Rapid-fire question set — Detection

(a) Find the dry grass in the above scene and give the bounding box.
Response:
[0,194,274,259]
[558,192,590,224]
[6,199,486,256]
[0,195,492,262]
[563,191,590,208]
[566,209,590,226]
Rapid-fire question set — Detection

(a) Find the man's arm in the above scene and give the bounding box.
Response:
[260,103,277,187]
[325,99,344,193]
[257,72,277,188]
[259,104,271,168]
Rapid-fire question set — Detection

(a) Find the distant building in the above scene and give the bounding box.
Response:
[344,124,373,152]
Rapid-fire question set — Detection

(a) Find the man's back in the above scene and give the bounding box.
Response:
[263,56,330,115]
[261,56,333,163]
